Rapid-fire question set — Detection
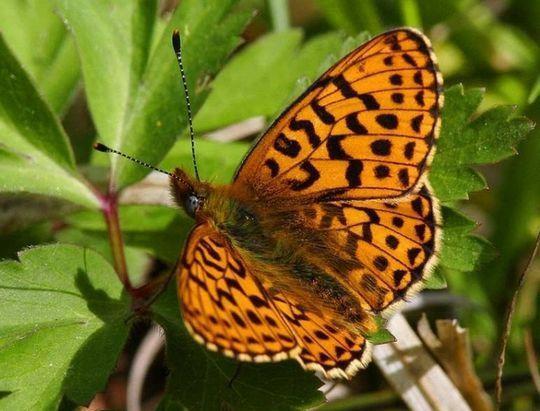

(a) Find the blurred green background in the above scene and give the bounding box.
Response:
[0,0,538,409]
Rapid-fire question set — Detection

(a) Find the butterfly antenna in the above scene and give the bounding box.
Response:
[93,142,187,185]
[172,30,200,182]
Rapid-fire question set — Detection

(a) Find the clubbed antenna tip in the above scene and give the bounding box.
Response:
[93,142,110,152]
[172,29,181,53]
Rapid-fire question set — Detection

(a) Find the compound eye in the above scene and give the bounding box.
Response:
[184,195,200,217]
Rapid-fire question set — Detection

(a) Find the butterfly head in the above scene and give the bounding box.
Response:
[170,167,211,219]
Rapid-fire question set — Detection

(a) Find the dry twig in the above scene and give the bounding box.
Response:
[523,327,540,395]
[417,315,492,411]
[495,230,540,406]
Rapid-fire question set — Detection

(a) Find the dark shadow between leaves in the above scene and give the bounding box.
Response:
[74,267,126,322]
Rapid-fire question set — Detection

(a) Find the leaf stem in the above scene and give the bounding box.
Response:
[101,192,133,292]
[268,0,290,32]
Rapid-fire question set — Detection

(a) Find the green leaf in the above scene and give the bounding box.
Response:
[0,35,99,209]
[55,0,156,151]
[162,138,249,183]
[366,317,396,344]
[56,227,153,286]
[153,286,325,411]
[63,205,192,265]
[195,30,344,132]
[431,84,534,202]
[439,208,496,273]
[427,84,532,297]
[0,0,80,114]
[58,0,254,189]
[0,244,130,409]
[315,0,383,35]
[424,267,448,290]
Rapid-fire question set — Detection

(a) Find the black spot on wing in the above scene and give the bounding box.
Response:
[407,248,422,265]
[373,256,389,271]
[398,168,410,187]
[415,90,425,107]
[345,114,368,134]
[290,118,321,148]
[345,160,363,187]
[376,114,398,130]
[358,93,380,110]
[274,133,301,158]
[392,92,404,104]
[404,142,415,160]
[264,158,279,177]
[333,74,356,98]
[327,135,351,159]
[249,295,269,308]
[389,74,403,85]
[411,197,424,215]
[411,114,424,133]
[413,70,423,85]
[370,139,392,156]
[402,53,417,67]
[374,165,390,178]
[311,100,335,124]
[393,269,407,287]
[386,235,399,249]
[289,161,320,191]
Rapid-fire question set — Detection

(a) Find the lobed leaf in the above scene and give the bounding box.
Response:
[439,207,496,272]
[0,245,130,409]
[431,84,534,202]
[425,84,533,291]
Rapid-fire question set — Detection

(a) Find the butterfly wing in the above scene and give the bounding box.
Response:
[178,223,298,362]
[299,183,441,314]
[234,28,443,202]
[178,222,371,378]
[271,292,370,379]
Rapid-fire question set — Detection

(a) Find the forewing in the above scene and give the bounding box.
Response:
[178,223,299,362]
[301,183,441,314]
[234,28,443,202]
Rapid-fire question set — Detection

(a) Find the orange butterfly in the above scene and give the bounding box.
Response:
[169,28,443,379]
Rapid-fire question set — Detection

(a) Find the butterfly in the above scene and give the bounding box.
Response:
[171,28,443,379]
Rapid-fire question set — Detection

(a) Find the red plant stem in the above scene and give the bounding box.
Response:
[101,192,133,292]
